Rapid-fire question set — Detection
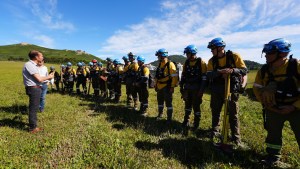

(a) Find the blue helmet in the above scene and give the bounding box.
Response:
[128,52,136,59]
[77,62,83,67]
[207,37,226,49]
[128,52,134,57]
[136,56,145,63]
[61,64,66,68]
[263,38,291,54]
[106,57,112,62]
[97,62,103,67]
[88,62,93,66]
[82,62,86,66]
[122,56,129,61]
[67,62,72,66]
[184,45,198,54]
[155,48,168,57]
[50,66,55,70]
[113,59,121,65]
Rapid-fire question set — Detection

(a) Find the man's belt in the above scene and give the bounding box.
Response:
[27,85,42,88]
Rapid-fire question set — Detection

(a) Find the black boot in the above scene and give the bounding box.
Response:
[192,115,200,131]
[167,110,173,123]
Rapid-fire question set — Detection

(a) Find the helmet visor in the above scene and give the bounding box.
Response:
[207,42,215,49]
[262,44,277,54]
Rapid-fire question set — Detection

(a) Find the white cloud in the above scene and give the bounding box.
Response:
[25,0,75,31]
[99,0,300,63]
[33,35,54,48]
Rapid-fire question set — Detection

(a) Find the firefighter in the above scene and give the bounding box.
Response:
[180,45,207,131]
[126,52,139,110]
[155,48,178,123]
[135,56,150,116]
[253,38,300,167]
[49,66,60,92]
[75,62,87,95]
[122,56,132,106]
[206,37,248,147]
[89,59,101,97]
[60,64,66,93]
[63,62,77,94]
[112,59,123,103]
[106,57,116,100]
[97,62,106,97]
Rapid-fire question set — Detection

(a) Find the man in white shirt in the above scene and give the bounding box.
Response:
[22,50,53,133]
[37,60,49,112]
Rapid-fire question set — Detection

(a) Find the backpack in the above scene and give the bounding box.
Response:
[182,57,202,82]
[212,50,248,93]
[138,65,155,88]
[260,56,300,103]
[148,72,155,88]
[156,60,179,87]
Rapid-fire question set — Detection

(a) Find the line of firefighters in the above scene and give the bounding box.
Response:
[47,37,299,167]
[49,41,246,146]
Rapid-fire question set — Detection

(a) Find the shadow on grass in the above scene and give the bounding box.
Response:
[135,138,264,168]
[245,87,257,101]
[0,104,28,114]
[0,116,27,131]
[88,102,184,136]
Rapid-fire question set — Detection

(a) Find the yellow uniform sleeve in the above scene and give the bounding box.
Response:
[143,66,150,77]
[207,58,214,71]
[169,62,178,88]
[133,62,139,72]
[123,64,129,73]
[293,61,300,109]
[253,69,264,103]
[233,52,247,68]
[118,65,124,74]
[201,59,207,74]
[253,59,300,109]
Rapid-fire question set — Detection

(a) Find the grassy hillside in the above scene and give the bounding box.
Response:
[150,55,262,70]
[0,61,298,168]
[150,55,186,66]
[0,43,104,64]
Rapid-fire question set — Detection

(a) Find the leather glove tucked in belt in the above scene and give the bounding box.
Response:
[261,81,277,107]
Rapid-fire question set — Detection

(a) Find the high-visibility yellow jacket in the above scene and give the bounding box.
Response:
[253,59,300,109]
[155,59,178,90]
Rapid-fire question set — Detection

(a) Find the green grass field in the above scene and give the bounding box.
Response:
[0,61,299,168]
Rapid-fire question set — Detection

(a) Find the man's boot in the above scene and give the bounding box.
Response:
[141,108,148,117]
[138,104,144,114]
[192,115,200,131]
[110,90,115,100]
[76,88,80,95]
[114,96,120,103]
[182,114,190,136]
[166,110,173,124]
[182,115,190,127]
[156,112,163,120]
[134,100,139,111]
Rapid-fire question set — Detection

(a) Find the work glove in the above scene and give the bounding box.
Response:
[261,81,277,107]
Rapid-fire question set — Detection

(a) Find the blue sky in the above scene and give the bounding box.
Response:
[1,0,300,63]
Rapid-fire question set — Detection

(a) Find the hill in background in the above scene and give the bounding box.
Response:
[150,55,262,70]
[0,43,104,64]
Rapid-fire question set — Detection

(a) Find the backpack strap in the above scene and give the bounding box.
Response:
[196,57,202,74]
[287,56,300,80]
[212,56,219,70]
[226,50,236,68]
